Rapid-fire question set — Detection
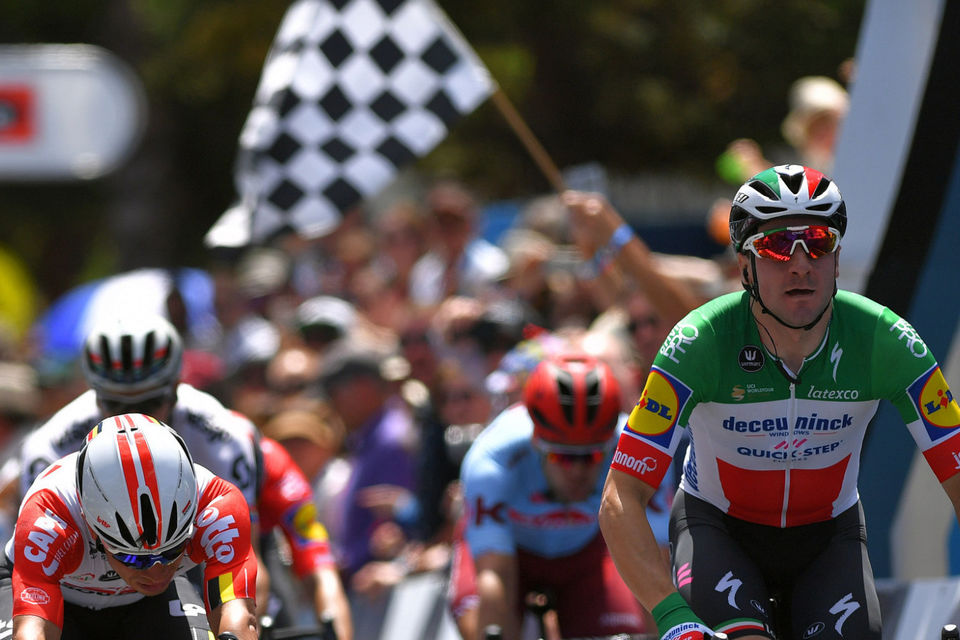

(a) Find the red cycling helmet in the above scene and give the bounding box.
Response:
[523,353,621,452]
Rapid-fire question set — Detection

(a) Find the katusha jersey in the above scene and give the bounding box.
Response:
[5,455,258,628]
[611,290,960,528]
[19,384,263,508]
[462,404,672,558]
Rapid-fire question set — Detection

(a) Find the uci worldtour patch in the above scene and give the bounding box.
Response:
[738,345,765,372]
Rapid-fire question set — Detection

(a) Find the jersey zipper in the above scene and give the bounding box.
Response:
[780,381,797,528]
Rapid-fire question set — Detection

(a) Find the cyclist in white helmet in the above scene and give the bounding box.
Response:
[599,165,960,640]
[0,413,258,639]
[17,314,351,636]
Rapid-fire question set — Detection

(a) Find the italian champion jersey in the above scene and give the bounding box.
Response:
[611,290,960,528]
[6,456,257,627]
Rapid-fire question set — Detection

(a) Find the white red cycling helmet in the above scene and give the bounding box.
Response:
[81,314,183,403]
[77,413,198,554]
[523,353,621,453]
[728,164,846,252]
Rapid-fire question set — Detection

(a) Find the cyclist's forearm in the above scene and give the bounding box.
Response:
[475,554,519,640]
[208,598,259,640]
[308,566,353,640]
[13,615,61,640]
[599,470,676,611]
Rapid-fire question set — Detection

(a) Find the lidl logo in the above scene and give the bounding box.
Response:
[909,366,960,441]
[627,368,692,448]
[292,502,327,542]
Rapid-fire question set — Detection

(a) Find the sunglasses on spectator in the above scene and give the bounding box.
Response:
[108,540,187,570]
[544,450,607,467]
[743,225,841,262]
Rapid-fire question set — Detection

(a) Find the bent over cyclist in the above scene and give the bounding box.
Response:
[1,413,258,640]
[451,353,663,640]
[599,164,960,640]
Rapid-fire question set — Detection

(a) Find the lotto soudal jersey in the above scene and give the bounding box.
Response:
[611,290,960,528]
[258,437,334,577]
[5,456,257,627]
[20,384,262,508]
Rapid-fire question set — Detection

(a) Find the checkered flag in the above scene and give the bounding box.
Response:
[206,0,494,247]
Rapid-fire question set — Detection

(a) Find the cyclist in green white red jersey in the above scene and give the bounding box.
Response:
[599,164,960,640]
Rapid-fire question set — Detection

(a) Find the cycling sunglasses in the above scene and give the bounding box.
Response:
[544,450,607,468]
[109,540,187,570]
[743,225,841,262]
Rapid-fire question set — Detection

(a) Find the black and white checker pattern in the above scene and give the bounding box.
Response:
[229,0,494,244]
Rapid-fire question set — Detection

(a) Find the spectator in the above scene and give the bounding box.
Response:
[409,180,509,306]
[317,339,418,584]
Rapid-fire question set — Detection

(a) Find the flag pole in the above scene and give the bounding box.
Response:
[489,87,567,193]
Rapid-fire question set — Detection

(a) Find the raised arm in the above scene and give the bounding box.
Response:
[563,190,704,329]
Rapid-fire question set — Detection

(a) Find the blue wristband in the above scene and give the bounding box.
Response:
[607,222,635,254]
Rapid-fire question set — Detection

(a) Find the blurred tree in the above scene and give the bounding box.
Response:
[0,0,864,305]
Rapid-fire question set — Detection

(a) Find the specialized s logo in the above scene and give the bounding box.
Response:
[908,365,960,441]
[196,506,239,564]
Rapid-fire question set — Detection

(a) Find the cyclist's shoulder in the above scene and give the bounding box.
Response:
[22,391,100,452]
[462,405,534,477]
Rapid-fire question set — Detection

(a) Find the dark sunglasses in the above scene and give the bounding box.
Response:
[544,450,606,467]
[109,540,187,570]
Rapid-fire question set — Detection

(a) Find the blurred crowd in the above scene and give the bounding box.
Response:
[0,65,849,631]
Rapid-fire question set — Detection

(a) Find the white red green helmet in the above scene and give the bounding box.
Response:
[77,413,197,554]
[81,314,183,403]
[729,164,846,251]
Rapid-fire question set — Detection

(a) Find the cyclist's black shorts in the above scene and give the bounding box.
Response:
[0,556,210,640]
[669,490,882,640]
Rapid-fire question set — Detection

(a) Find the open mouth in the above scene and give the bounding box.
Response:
[785,288,814,296]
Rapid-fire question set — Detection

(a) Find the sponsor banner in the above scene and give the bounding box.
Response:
[626,366,691,449]
[610,431,671,488]
[908,365,960,442]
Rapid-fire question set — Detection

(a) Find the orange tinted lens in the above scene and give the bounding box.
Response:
[753,226,837,261]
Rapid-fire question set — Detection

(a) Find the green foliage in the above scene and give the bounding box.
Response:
[0,0,864,302]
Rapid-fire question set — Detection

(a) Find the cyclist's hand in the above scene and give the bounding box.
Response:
[660,621,724,640]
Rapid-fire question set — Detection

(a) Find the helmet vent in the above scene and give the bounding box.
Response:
[95,525,126,551]
[555,370,575,425]
[584,370,600,427]
[115,513,138,548]
[140,494,158,546]
[812,177,831,198]
[143,331,156,371]
[120,335,134,378]
[756,206,787,214]
[99,335,114,372]
[167,501,180,541]
[529,407,558,434]
[805,203,832,212]
[749,180,779,200]
[781,170,803,195]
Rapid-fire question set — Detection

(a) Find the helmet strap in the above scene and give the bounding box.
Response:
[744,253,836,332]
